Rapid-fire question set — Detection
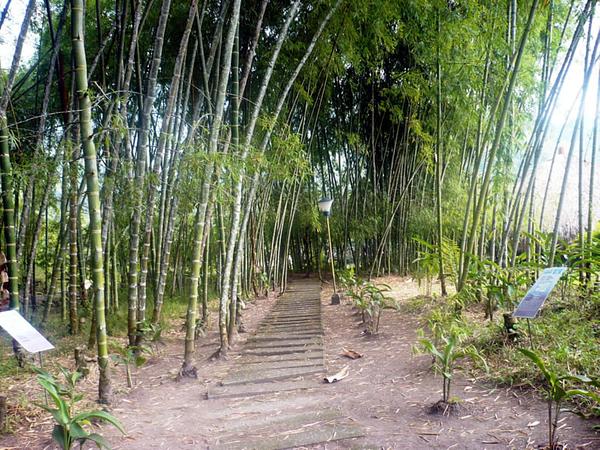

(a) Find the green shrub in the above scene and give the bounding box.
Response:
[346,278,396,334]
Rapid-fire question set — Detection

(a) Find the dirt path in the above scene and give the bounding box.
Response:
[104,277,598,449]
[319,278,599,449]
[106,280,364,449]
[5,277,598,449]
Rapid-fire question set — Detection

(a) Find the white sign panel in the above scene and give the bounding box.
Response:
[0,310,54,353]
[513,267,567,319]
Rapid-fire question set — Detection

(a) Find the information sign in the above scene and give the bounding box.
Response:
[513,267,566,319]
[0,310,54,353]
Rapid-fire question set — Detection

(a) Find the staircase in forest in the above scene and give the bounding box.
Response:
[206,279,364,449]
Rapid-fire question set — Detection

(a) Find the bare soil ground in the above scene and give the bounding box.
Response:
[319,277,599,449]
[1,276,599,449]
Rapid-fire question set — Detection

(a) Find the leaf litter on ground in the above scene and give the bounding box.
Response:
[324,365,350,383]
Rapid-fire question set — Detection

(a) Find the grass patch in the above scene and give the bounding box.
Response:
[0,339,30,383]
[399,295,433,314]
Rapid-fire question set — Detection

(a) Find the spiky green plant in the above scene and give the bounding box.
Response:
[346,280,395,334]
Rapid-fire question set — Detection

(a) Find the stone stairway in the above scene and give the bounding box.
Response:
[206,279,364,449]
[207,281,324,399]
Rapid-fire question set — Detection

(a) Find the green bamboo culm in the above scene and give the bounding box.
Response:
[71,0,112,404]
[180,206,202,377]
[0,117,19,310]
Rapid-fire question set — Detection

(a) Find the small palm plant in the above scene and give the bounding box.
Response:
[34,367,125,449]
[346,281,369,323]
[337,267,356,291]
[137,321,163,354]
[110,344,149,388]
[347,280,395,334]
[418,333,488,407]
[362,282,395,334]
[518,348,599,449]
[412,238,439,296]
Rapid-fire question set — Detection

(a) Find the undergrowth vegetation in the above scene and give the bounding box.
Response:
[339,269,398,334]
[406,236,600,423]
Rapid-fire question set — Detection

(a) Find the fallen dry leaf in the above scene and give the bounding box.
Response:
[341,347,363,359]
[527,420,540,427]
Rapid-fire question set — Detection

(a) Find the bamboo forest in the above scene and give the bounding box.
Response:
[0,0,599,448]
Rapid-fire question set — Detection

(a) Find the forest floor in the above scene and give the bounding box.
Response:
[1,276,599,449]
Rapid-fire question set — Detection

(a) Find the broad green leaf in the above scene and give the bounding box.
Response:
[518,348,552,382]
[72,411,125,434]
[565,374,592,384]
[135,356,147,367]
[564,389,594,399]
[420,338,443,361]
[70,421,89,440]
[49,409,69,426]
[85,432,113,449]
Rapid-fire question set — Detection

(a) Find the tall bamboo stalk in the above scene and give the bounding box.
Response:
[137,0,196,343]
[182,0,242,370]
[435,10,447,296]
[71,0,111,403]
[127,0,172,346]
[0,120,18,311]
[548,26,600,265]
[458,0,539,290]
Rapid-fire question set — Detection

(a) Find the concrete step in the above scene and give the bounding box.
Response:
[245,338,322,349]
[221,365,324,386]
[206,379,317,400]
[248,334,321,343]
[214,420,364,449]
[256,329,323,336]
[258,323,322,330]
[243,344,322,357]
[241,350,323,364]
[214,409,341,434]
[268,311,320,317]
[252,328,323,336]
[263,314,321,321]
[237,358,324,372]
[261,320,321,326]
[258,322,322,330]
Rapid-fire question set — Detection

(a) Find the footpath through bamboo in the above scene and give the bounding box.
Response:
[206,278,363,449]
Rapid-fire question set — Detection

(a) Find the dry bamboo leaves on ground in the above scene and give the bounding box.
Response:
[324,365,350,383]
[341,348,362,359]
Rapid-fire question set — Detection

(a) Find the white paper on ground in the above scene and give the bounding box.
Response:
[0,310,54,353]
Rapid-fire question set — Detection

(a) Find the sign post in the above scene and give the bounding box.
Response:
[0,310,55,353]
[0,310,54,405]
[513,267,567,348]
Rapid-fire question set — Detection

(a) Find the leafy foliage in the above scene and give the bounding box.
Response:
[34,367,125,449]
[417,333,488,403]
[519,348,600,448]
[109,344,149,388]
[344,275,397,334]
